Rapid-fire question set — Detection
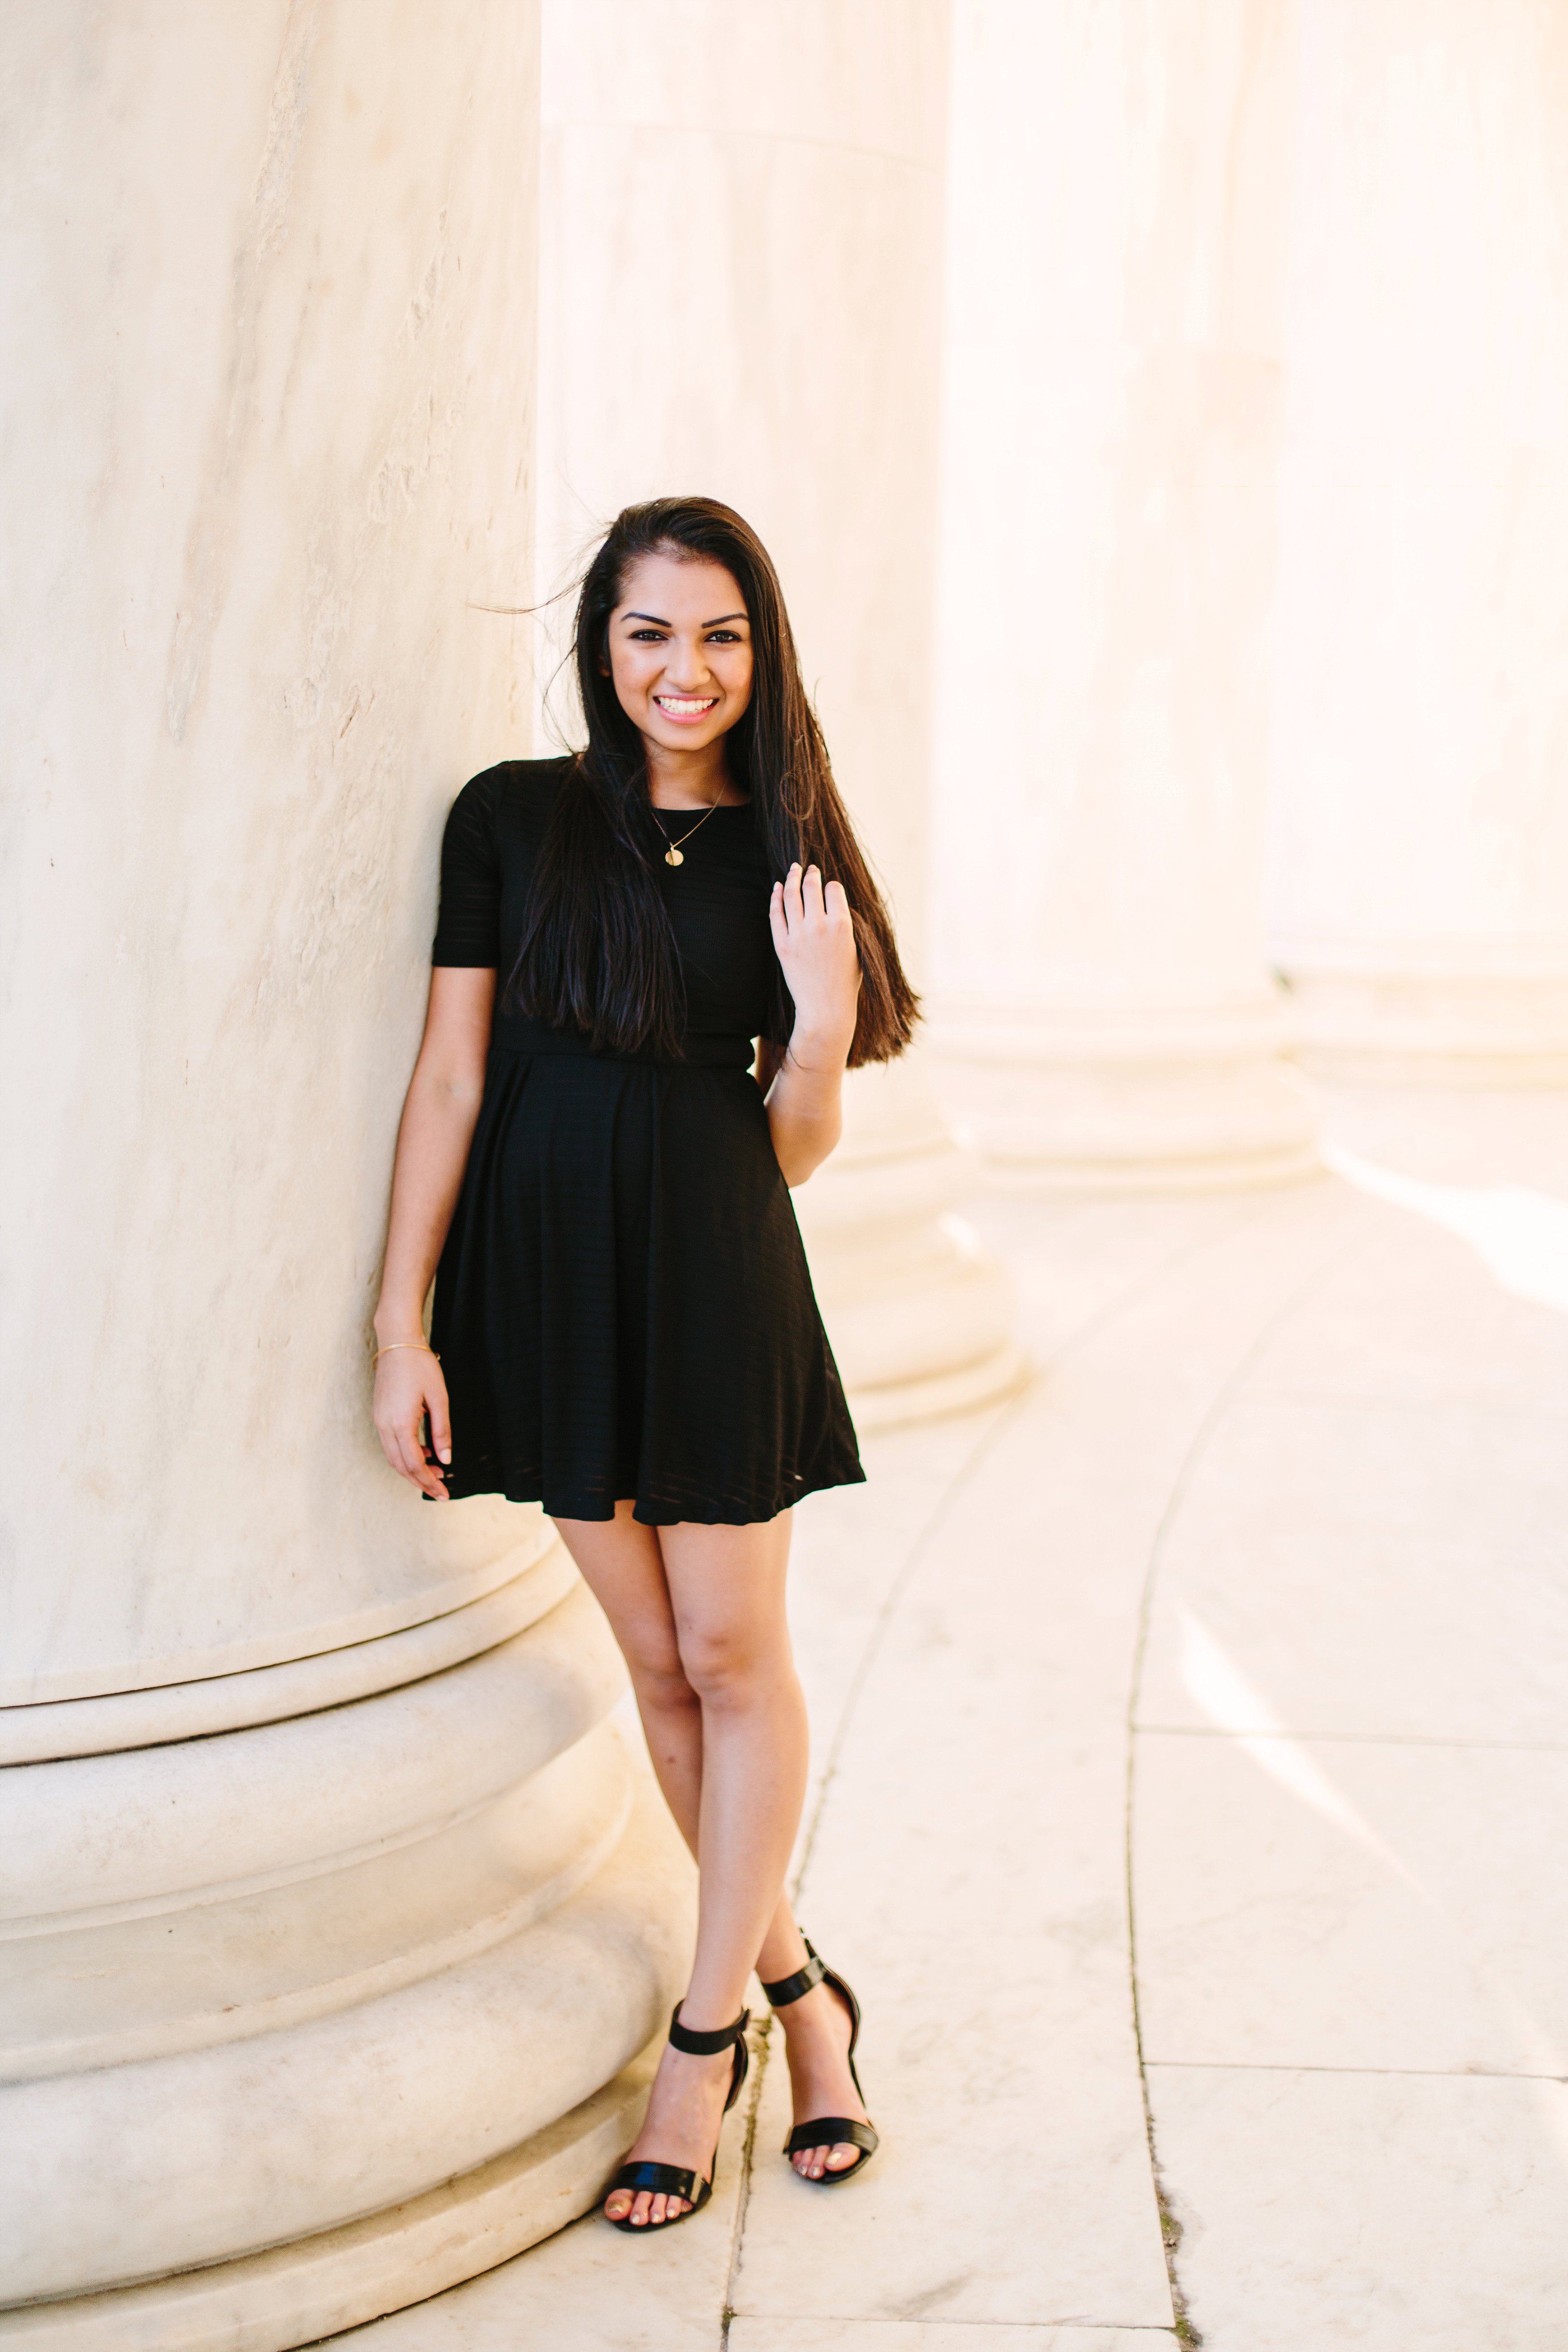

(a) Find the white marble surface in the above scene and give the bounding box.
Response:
[929,0,1313,1180]
[729,2330,1179,2352]
[1146,2067,1568,2352]
[1136,1120,1568,1747]
[534,0,1018,1425]
[2,1582,622,1927]
[1265,1,1568,1072]
[536,0,947,952]
[330,1086,1568,2349]
[321,2078,753,2352]
[1,0,543,1698]
[0,1766,693,2305]
[0,13,700,2331]
[793,1056,1023,1425]
[1135,1731,1568,2077]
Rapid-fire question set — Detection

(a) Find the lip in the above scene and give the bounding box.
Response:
[653,695,719,725]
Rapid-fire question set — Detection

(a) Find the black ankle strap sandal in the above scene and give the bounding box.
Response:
[760,1935,879,2185]
[604,2003,751,2233]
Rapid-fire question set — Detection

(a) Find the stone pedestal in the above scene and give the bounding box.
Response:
[928,0,1318,1188]
[1264,0,1568,1086]
[793,1060,1023,1427]
[0,9,691,2341]
[535,0,1021,1413]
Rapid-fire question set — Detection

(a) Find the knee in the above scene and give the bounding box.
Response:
[625,1641,698,1717]
[676,1624,772,1711]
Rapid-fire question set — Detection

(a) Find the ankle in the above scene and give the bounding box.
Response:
[756,1928,810,1986]
[673,1994,747,2037]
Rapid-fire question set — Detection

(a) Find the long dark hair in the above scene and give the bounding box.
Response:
[505,497,918,1066]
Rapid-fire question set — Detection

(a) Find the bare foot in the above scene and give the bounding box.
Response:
[775,1978,872,2181]
[603,2034,739,2228]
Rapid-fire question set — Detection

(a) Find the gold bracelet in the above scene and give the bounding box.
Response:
[373,1341,441,1365]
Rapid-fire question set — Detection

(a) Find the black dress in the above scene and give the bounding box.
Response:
[428,758,864,1525]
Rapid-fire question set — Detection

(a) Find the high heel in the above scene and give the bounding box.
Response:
[761,1935,879,2184]
[603,2003,751,2233]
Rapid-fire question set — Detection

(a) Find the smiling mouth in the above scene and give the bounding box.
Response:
[654,696,719,720]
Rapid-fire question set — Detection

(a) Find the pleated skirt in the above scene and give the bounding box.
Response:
[430,1044,864,1525]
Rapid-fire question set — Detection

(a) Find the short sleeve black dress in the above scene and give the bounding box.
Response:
[428,757,864,1526]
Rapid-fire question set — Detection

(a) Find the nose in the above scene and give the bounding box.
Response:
[662,635,713,690]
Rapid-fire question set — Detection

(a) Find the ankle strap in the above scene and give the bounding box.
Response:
[760,1937,826,2010]
[668,2003,750,2056]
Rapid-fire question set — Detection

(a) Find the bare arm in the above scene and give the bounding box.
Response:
[371,965,495,1497]
[763,862,860,1187]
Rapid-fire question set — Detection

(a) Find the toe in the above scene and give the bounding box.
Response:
[827,2143,859,2171]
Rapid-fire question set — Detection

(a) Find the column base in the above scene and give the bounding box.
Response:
[1278,969,1568,1088]
[0,1595,695,2334]
[793,1060,1025,1428]
[0,2040,662,2352]
[927,1000,1321,1192]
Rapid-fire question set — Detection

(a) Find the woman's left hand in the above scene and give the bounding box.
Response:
[769,862,859,1065]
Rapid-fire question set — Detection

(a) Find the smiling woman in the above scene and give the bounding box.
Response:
[371,498,909,2237]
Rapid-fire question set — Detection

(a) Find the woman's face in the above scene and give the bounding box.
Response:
[607,551,754,759]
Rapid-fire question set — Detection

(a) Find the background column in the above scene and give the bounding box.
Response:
[534,0,1022,1425]
[1264,0,1568,1083]
[928,0,1318,1188]
[0,7,690,2343]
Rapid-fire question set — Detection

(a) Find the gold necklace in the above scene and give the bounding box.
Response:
[651,792,724,866]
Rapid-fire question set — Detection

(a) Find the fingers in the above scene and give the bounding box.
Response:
[427,1382,452,1468]
[373,1366,452,1498]
[775,862,848,934]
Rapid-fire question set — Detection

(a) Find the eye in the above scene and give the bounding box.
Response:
[628,629,668,642]
[706,629,743,644]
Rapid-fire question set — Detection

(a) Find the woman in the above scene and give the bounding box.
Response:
[371,497,916,2234]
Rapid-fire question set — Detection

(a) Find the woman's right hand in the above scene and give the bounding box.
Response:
[372,1346,452,1499]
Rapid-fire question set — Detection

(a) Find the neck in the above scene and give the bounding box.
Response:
[643,735,738,809]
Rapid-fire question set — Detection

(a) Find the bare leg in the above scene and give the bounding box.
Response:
[552,1504,705,1842]
[555,1505,869,2216]
[659,1510,805,2024]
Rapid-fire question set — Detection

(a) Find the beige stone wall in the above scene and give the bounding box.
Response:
[533,0,948,954]
[1264,0,1568,1078]
[927,0,1318,1184]
[0,11,694,2339]
[4,0,539,1699]
[533,0,1021,1424]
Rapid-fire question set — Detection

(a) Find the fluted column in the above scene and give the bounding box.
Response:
[1265,0,1568,1082]
[534,0,1021,1425]
[927,0,1318,1188]
[0,9,691,2345]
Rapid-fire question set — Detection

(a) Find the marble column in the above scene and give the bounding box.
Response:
[927,0,1318,1188]
[533,0,1021,1426]
[0,9,691,2345]
[1264,0,1568,1083]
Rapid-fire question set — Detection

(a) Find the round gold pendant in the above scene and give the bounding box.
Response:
[665,846,684,866]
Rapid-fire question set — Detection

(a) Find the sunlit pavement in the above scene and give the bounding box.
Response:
[330,1086,1568,2352]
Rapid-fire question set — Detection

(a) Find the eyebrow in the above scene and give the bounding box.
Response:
[622,611,749,628]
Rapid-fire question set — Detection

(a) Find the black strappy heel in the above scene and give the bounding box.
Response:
[603,2003,751,2233]
[760,1935,879,2185]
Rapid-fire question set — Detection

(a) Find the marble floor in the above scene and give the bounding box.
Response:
[325,1086,1568,2352]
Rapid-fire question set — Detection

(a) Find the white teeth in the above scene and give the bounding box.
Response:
[657,696,715,714]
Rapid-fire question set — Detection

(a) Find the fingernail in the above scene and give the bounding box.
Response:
[439,1447,451,1463]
